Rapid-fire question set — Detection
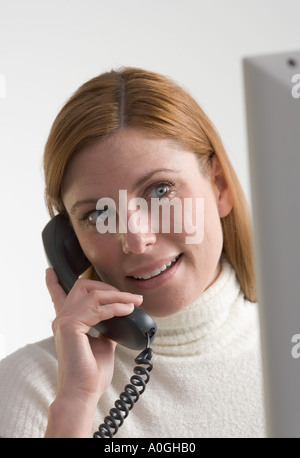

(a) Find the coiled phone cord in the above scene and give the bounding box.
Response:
[93,334,154,438]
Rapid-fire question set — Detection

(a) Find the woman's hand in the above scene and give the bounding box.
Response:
[44,268,143,437]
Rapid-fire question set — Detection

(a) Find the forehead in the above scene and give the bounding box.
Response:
[62,129,198,192]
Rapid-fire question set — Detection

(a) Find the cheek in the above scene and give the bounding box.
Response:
[79,233,117,275]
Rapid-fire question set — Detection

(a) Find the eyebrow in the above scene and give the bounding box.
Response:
[70,199,98,215]
[70,168,180,215]
[133,168,180,190]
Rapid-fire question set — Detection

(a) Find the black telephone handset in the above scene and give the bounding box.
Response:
[42,213,157,350]
[42,213,156,438]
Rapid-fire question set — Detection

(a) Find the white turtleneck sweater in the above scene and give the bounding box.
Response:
[0,259,266,438]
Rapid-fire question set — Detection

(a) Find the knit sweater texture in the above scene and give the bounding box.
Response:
[0,259,266,437]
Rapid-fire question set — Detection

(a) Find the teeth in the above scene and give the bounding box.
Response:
[133,255,180,280]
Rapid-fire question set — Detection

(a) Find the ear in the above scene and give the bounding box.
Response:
[211,154,233,218]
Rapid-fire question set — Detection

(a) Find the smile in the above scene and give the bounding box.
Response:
[132,254,181,280]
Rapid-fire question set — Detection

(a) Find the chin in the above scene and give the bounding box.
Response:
[141,286,197,318]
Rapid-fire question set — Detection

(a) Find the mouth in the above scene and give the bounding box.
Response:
[126,254,182,290]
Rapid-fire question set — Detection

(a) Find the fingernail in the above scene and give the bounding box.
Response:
[134,294,143,301]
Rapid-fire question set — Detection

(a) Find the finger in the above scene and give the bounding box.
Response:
[69,278,143,307]
[95,302,135,321]
[78,302,135,330]
[54,301,135,335]
[86,289,143,307]
[74,277,121,294]
[45,268,67,313]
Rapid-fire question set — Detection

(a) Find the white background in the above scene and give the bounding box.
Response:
[0,0,299,358]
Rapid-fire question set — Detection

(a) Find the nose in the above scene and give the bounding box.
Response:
[118,209,157,254]
[120,231,157,254]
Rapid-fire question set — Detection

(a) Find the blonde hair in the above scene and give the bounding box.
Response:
[43,67,256,302]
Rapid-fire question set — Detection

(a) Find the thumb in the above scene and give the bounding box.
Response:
[45,268,67,313]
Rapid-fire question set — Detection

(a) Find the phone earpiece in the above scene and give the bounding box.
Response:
[42,213,90,293]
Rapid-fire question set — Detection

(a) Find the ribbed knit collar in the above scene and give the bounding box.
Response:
[151,257,245,357]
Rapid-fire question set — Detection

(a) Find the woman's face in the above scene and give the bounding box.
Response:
[62,129,232,317]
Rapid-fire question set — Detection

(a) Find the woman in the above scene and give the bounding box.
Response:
[0,68,266,438]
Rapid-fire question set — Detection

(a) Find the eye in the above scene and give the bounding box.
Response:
[148,184,170,199]
[82,208,109,226]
